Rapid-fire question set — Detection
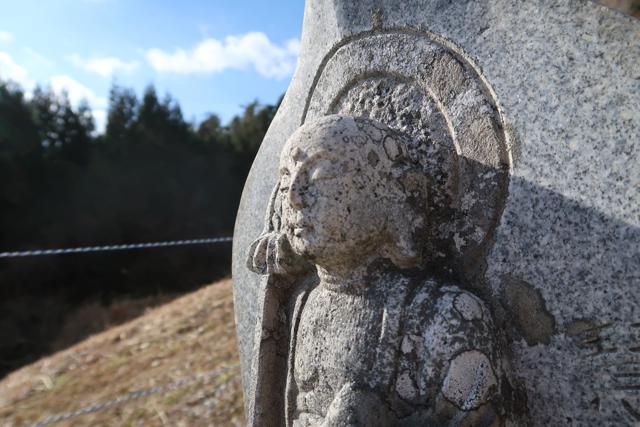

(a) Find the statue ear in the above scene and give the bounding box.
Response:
[380,167,429,269]
[381,216,422,269]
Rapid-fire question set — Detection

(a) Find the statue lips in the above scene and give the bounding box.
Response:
[292,222,314,238]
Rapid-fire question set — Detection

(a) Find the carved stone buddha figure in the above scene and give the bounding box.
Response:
[247,115,523,426]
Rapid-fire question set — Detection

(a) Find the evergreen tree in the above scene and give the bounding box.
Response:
[105,85,138,144]
[0,79,281,375]
[197,113,224,144]
[31,87,94,165]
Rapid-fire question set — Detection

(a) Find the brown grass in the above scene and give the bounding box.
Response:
[0,278,244,427]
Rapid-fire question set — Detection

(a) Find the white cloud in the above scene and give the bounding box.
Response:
[50,74,108,108]
[0,31,13,44]
[50,75,108,133]
[25,48,54,68]
[0,51,107,133]
[146,32,300,79]
[0,51,35,90]
[92,109,107,133]
[69,54,139,78]
[0,55,105,109]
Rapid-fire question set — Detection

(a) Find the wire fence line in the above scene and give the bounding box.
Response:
[24,363,240,427]
[0,237,233,259]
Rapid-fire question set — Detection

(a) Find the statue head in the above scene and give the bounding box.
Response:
[278,115,437,272]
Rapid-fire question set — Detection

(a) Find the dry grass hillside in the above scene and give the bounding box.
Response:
[0,279,244,427]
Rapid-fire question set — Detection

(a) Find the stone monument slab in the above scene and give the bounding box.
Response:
[232,1,639,425]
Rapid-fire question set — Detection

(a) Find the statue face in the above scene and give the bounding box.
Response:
[279,132,387,266]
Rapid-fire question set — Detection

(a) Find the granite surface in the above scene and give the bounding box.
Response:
[243,116,524,425]
[232,1,640,424]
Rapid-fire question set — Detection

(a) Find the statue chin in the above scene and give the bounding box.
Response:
[287,233,313,256]
[287,231,340,265]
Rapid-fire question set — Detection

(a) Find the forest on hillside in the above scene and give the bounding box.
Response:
[0,80,277,375]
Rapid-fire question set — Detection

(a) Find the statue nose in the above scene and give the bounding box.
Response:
[288,171,308,209]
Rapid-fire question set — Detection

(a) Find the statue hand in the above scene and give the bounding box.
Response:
[247,232,309,278]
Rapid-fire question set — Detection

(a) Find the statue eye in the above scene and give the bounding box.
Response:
[309,161,337,182]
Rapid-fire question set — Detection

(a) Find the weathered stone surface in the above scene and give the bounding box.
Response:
[245,116,522,425]
[233,1,639,425]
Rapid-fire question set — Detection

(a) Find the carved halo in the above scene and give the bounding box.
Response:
[303,29,512,277]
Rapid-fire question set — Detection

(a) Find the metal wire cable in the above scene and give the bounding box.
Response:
[0,237,233,259]
[24,363,240,427]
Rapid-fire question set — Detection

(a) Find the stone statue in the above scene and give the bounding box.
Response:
[246,115,525,426]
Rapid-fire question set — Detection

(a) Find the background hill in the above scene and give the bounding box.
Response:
[0,278,243,427]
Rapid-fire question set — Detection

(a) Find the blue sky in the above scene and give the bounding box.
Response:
[0,0,304,132]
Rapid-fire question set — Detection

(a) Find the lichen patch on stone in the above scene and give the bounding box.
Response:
[454,293,484,321]
[441,350,497,411]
